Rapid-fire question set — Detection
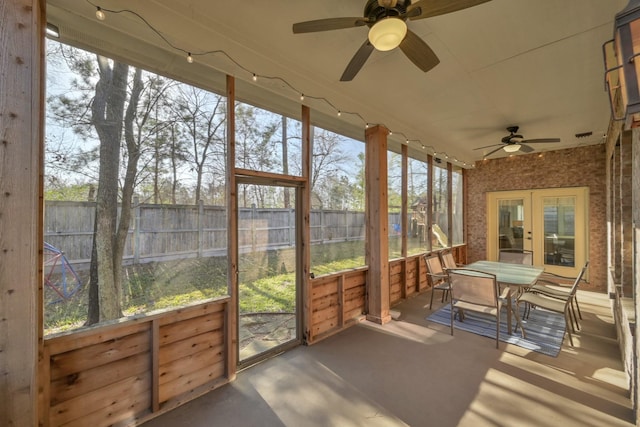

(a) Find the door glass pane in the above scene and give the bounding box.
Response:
[544,197,575,267]
[498,200,524,250]
[238,183,297,363]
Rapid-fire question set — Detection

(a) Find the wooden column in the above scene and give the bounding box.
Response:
[632,126,640,414]
[225,75,237,380]
[301,105,312,342]
[426,155,434,253]
[365,125,390,324]
[401,144,408,258]
[447,162,453,246]
[401,144,408,299]
[1,1,45,426]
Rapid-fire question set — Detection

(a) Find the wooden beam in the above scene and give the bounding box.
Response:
[1,1,45,426]
[365,125,390,324]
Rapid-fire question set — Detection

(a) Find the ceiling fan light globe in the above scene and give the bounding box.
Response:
[503,144,521,153]
[368,18,407,51]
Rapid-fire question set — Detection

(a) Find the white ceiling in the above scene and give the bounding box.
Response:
[46,0,626,166]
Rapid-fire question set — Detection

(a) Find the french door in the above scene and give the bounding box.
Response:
[487,187,588,277]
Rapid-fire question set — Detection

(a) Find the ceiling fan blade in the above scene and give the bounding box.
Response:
[473,143,501,150]
[340,40,375,81]
[519,144,535,153]
[483,146,504,158]
[399,30,440,73]
[292,17,368,34]
[407,0,492,20]
[520,138,560,144]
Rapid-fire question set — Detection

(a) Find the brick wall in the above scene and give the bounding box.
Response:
[466,145,607,292]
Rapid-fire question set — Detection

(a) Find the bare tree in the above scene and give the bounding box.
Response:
[173,85,226,204]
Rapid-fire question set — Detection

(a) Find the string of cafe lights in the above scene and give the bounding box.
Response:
[87,1,472,167]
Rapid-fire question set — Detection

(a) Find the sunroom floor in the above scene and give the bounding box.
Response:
[142,290,634,427]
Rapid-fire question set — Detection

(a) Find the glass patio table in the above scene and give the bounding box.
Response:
[464,260,545,334]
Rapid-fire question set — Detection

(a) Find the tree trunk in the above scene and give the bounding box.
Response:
[86,216,99,325]
[114,67,143,308]
[89,56,129,322]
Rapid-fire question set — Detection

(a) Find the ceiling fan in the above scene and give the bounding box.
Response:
[474,126,561,158]
[292,0,492,81]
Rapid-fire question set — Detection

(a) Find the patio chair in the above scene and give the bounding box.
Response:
[447,268,526,349]
[499,248,533,265]
[526,263,589,332]
[424,254,451,310]
[516,262,589,347]
[440,250,463,270]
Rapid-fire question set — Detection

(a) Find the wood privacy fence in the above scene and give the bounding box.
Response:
[45,200,399,267]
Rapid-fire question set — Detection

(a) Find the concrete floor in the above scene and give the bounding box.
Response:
[142,290,634,427]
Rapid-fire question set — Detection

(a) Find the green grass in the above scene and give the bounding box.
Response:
[239,273,296,314]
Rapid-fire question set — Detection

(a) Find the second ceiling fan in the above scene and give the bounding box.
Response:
[475,126,561,158]
[292,0,492,81]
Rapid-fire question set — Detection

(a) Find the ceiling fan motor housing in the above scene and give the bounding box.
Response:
[365,0,411,23]
[502,126,523,143]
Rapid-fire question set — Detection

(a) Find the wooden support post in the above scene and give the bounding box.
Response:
[301,105,312,343]
[447,162,453,247]
[401,145,408,299]
[427,155,434,253]
[1,1,45,426]
[225,75,237,380]
[365,125,390,324]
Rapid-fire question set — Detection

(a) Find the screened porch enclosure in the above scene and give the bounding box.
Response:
[38,33,470,425]
[3,2,635,427]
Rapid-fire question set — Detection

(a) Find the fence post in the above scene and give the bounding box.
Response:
[133,197,141,264]
[320,208,325,243]
[251,203,257,251]
[345,209,349,241]
[198,199,204,258]
[289,208,294,247]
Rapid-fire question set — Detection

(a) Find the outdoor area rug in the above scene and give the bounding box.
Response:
[427,304,567,357]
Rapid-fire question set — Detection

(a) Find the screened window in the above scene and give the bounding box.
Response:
[452,166,464,245]
[407,157,429,255]
[309,127,365,276]
[234,101,302,176]
[388,150,403,259]
[44,40,228,335]
[432,163,449,249]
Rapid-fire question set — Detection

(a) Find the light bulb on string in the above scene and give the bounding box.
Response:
[96,7,106,21]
